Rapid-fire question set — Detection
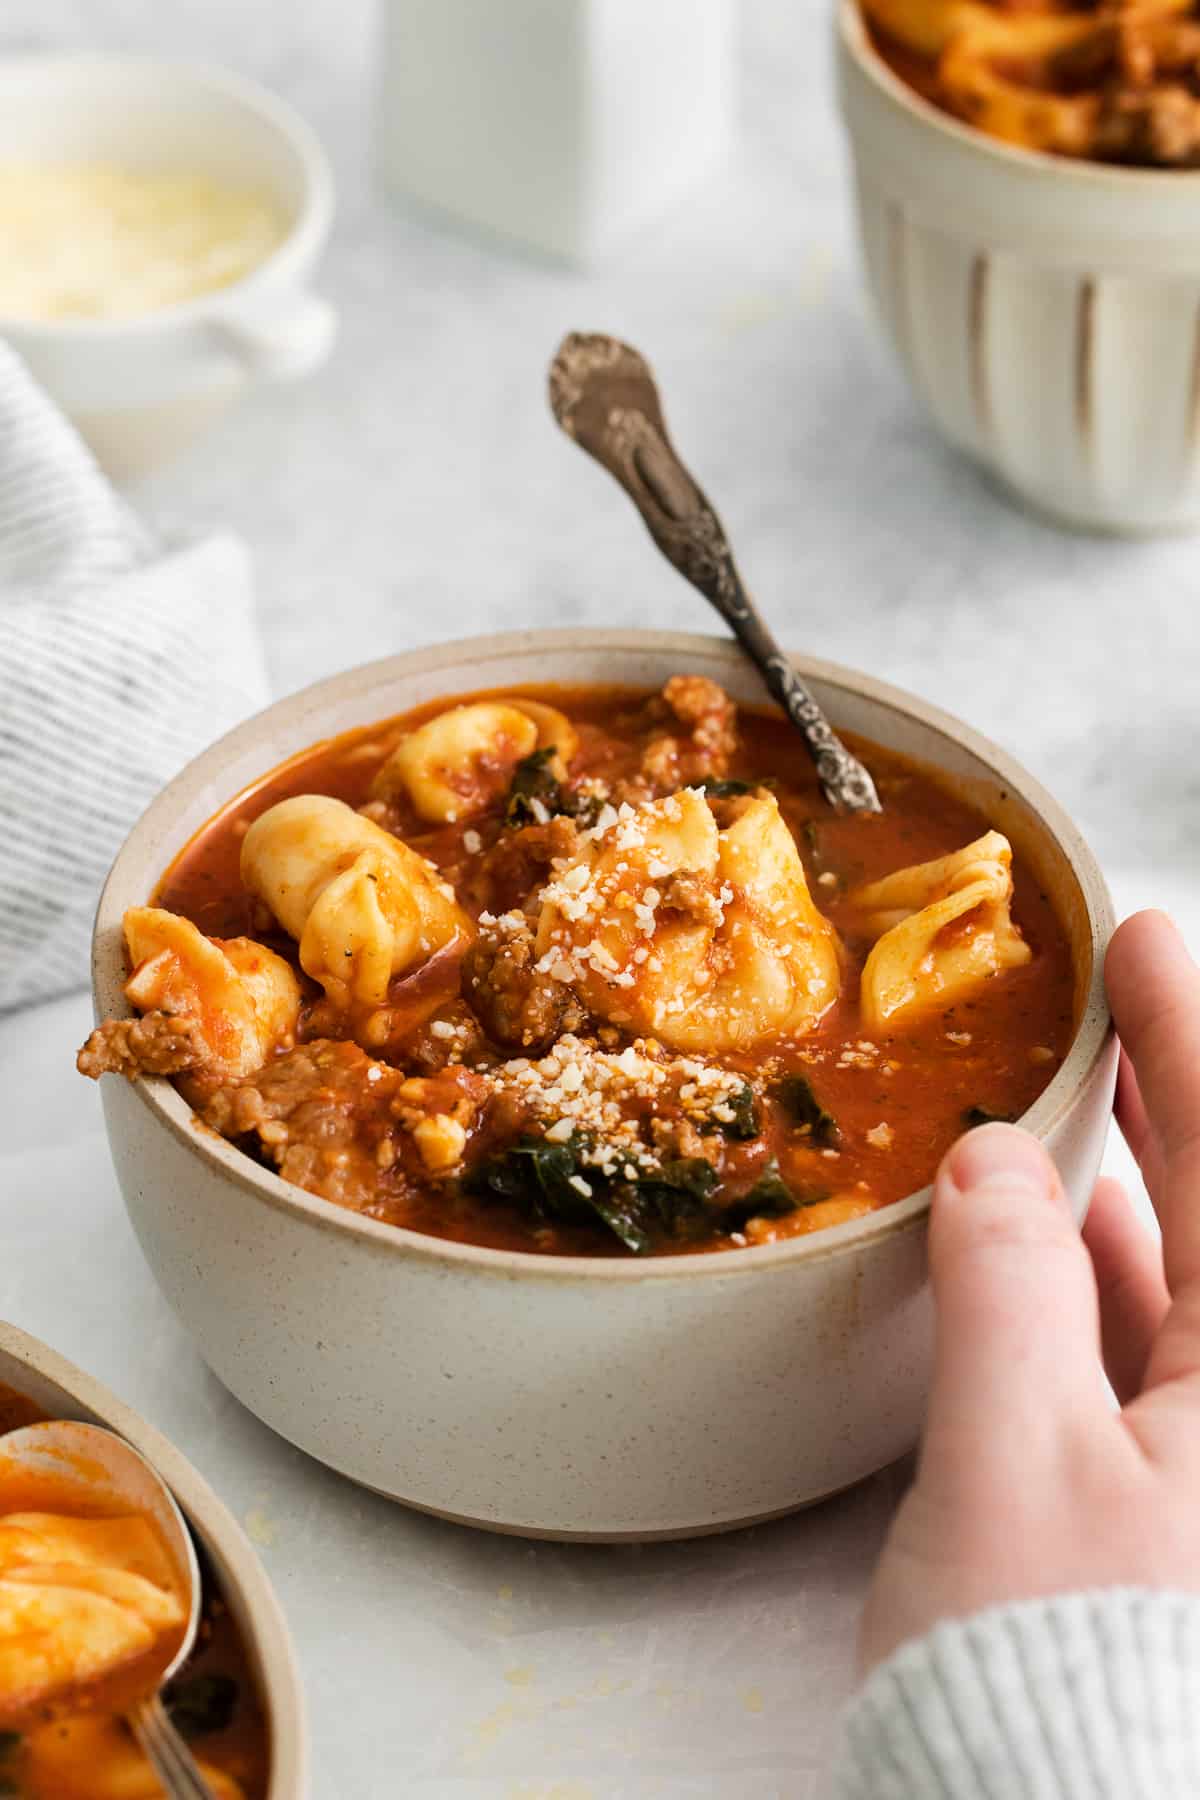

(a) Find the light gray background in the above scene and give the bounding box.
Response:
[3,2,1196,1794]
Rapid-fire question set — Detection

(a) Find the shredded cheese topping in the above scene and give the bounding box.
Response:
[488,1034,748,1177]
[0,163,287,320]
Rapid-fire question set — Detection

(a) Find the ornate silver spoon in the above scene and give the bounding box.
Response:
[0,1419,216,1800]
[548,331,881,815]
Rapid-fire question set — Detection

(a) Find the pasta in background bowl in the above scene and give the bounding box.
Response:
[88,630,1116,1540]
[836,0,1200,534]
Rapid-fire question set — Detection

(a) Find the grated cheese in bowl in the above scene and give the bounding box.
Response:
[0,162,288,321]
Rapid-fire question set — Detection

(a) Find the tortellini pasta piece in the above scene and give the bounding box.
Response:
[0,1510,185,1717]
[18,1716,244,1800]
[240,794,471,1007]
[860,0,986,59]
[533,788,841,1053]
[937,10,1102,157]
[501,698,578,780]
[121,907,301,1080]
[851,831,1032,1032]
[372,697,578,821]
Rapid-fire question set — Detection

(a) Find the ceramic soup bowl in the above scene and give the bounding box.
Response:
[92,630,1117,1541]
[836,0,1200,535]
[0,1320,307,1796]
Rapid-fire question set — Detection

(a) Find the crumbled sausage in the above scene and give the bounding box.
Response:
[459,816,579,915]
[625,675,739,797]
[77,1012,205,1080]
[201,1039,483,1210]
[1094,83,1200,165]
[462,915,586,1051]
[657,870,728,928]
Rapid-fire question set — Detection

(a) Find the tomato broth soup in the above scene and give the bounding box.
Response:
[80,678,1075,1257]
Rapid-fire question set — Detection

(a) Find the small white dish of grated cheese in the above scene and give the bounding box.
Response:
[0,54,335,479]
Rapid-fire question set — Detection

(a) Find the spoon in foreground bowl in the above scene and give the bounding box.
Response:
[0,1419,216,1800]
[549,331,881,815]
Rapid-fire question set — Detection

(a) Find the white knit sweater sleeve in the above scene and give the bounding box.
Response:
[830,1590,1200,1800]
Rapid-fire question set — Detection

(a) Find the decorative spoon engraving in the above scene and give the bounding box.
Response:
[548,332,881,815]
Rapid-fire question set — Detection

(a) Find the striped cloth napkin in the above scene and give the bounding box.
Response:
[0,343,269,1012]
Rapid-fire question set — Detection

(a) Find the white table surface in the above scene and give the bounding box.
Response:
[5,1,1200,1795]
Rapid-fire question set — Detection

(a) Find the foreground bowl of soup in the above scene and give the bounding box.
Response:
[88,629,1116,1539]
[0,1321,306,1797]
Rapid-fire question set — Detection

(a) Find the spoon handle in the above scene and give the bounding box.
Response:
[549,333,880,815]
[130,1695,219,1800]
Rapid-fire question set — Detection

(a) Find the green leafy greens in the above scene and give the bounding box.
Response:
[166,1673,240,1739]
[504,748,561,827]
[466,1132,720,1254]
[706,1081,759,1141]
[466,1127,843,1250]
[699,777,755,799]
[721,1161,828,1233]
[769,1074,841,1148]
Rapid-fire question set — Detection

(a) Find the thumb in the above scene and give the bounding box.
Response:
[921,1124,1107,1479]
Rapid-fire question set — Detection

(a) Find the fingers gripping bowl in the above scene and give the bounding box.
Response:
[89,631,1116,1540]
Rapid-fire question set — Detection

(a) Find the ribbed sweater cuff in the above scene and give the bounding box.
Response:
[831,1589,1200,1799]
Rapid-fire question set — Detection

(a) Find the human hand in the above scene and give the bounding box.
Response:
[858,908,1200,1673]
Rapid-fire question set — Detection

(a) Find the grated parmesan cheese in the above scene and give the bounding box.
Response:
[0,163,287,321]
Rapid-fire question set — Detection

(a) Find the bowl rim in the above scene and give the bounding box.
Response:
[0,1318,308,1799]
[836,0,1200,189]
[94,626,1115,1285]
[0,51,334,339]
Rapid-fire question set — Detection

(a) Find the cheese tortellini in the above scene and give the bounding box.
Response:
[533,787,841,1053]
[122,907,301,1080]
[0,1509,184,1717]
[372,698,578,821]
[18,1717,244,1800]
[850,831,1032,1032]
[240,794,471,1007]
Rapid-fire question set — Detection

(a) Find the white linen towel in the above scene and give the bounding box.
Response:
[0,342,269,1012]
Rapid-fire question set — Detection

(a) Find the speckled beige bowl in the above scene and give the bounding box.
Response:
[0,1320,307,1796]
[92,630,1117,1541]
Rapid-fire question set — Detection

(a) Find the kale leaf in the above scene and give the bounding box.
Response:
[704,1081,759,1141]
[720,1161,831,1234]
[741,1161,797,1215]
[963,1105,1016,1129]
[769,1075,841,1148]
[467,1133,593,1221]
[700,777,755,798]
[504,748,561,827]
[467,1134,719,1253]
[595,1159,719,1254]
[165,1673,239,1739]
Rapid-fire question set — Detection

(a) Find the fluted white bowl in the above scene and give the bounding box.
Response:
[836,0,1200,534]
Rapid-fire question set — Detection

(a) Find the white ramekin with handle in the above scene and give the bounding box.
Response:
[0,55,336,481]
[836,0,1200,535]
